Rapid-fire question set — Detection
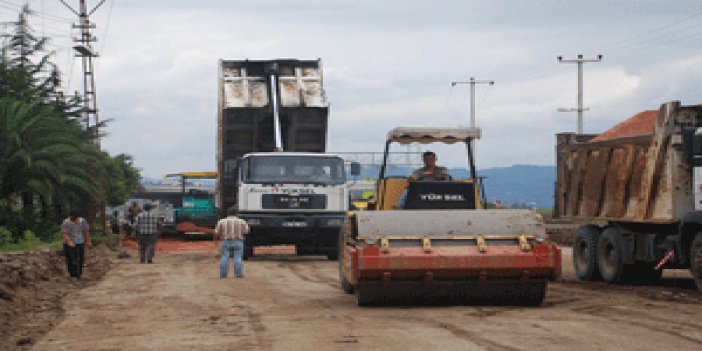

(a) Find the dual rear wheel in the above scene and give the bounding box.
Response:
[573,225,662,284]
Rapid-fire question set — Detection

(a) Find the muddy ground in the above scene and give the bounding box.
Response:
[0,244,116,350]
[1,241,694,351]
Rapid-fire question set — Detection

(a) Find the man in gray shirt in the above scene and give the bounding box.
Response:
[61,210,91,280]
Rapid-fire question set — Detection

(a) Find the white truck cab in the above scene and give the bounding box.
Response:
[237,152,353,260]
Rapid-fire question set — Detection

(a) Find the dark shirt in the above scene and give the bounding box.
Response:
[411,166,449,181]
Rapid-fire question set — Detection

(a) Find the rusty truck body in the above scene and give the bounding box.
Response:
[555,101,702,290]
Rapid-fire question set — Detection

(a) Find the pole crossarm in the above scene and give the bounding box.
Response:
[450,76,495,129]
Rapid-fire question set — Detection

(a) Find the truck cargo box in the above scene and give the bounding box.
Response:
[555,101,702,223]
[217,59,329,210]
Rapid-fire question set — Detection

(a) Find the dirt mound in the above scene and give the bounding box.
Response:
[123,237,218,253]
[591,110,658,142]
[0,244,117,349]
[175,221,215,235]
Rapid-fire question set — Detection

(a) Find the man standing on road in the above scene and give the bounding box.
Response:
[135,202,160,264]
[215,207,250,278]
[61,210,91,281]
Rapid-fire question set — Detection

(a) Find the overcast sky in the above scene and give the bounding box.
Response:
[3,0,702,177]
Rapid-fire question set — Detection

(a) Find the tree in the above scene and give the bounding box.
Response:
[0,4,141,240]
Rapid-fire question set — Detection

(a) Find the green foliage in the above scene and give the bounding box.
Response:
[91,231,117,247]
[0,227,12,246]
[0,5,141,252]
[22,229,36,242]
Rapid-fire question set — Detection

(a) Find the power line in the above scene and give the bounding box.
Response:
[0,0,73,22]
[586,9,702,53]
[98,0,113,55]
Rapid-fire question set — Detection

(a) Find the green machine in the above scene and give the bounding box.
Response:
[164,172,219,237]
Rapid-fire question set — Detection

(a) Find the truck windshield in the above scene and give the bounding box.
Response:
[243,156,346,185]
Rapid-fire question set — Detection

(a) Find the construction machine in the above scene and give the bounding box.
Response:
[338,127,562,306]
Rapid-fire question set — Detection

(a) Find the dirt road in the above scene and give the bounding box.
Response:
[33,248,702,351]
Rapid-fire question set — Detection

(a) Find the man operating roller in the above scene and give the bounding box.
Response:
[397,151,449,208]
[409,151,449,182]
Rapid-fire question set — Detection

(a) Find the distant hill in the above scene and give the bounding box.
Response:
[473,165,555,209]
[352,164,555,209]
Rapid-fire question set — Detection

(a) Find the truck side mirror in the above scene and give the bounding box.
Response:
[350,162,361,176]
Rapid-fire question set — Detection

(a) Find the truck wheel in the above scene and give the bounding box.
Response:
[243,241,253,260]
[573,225,602,281]
[691,233,702,292]
[597,227,630,282]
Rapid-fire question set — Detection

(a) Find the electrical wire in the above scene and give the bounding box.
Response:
[98,0,114,55]
[585,9,702,53]
[0,0,73,23]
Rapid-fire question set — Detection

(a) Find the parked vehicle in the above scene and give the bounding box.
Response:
[555,101,702,291]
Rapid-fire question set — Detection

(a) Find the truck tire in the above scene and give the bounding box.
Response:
[597,227,632,283]
[243,241,253,260]
[691,233,702,292]
[573,225,602,281]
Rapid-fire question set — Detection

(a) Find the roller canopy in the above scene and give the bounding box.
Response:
[355,210,545,237]
[386,127,481,144]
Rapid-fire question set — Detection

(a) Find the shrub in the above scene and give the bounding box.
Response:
[0,227,12,246]
[23,230,37,242]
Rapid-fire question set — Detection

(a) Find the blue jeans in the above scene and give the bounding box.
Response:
[220,239,244,277]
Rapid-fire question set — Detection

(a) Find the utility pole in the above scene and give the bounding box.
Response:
[60,0,106,143]
[557,54,603,134]
[451,77,495,129]
[60,0,108,233]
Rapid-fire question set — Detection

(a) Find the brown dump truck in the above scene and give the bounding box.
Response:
[555,101,702,291]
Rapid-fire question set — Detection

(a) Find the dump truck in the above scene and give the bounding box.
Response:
[555,101,702,291]
[217,59,357,259]
[338,127,562,305]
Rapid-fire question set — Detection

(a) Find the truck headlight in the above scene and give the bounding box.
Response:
[246,218,261,225]
[535,233,546,243]
[326,218,343,226]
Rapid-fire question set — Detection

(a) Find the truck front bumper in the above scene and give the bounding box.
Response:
[239,212,346,231]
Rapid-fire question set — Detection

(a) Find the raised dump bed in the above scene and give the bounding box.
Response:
[554,101,702,290]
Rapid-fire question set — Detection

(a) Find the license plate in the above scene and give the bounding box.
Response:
[283,221,307,228]
[279,196,311,209]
